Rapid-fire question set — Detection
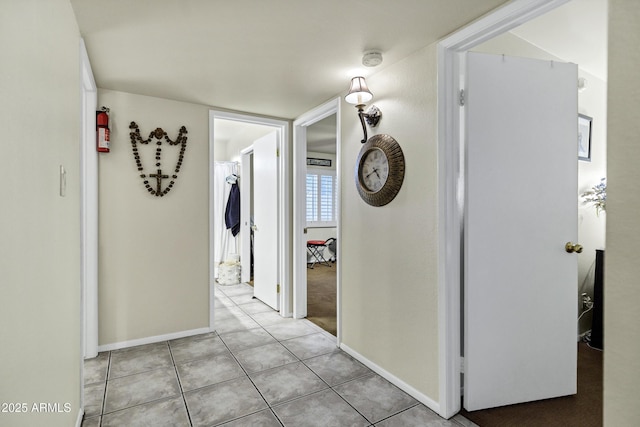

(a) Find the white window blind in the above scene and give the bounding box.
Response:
[306,169,336,226]
[306,174,318,222]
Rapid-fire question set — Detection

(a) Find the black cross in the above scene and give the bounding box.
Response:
[149,169,169,194]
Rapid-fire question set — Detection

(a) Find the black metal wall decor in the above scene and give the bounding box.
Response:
[129,122,188,197]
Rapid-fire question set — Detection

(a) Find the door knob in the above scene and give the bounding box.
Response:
[565,242,583,253]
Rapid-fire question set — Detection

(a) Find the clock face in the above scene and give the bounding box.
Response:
[361,148,389,192]
[355,134,405,207]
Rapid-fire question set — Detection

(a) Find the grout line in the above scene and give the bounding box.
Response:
[269,407,286,427]
[98,351,111,426]
[328,379,377,424]
[100,343,192,423]
[217,287,338,426]
[93,306,440,426]
[370,402,421,425]
[167,341,193,427]
[216,330,285,426]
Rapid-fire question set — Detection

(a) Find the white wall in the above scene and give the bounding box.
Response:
[0,1,82,425]
[604,1,640,424]
[340,43,440,400]
[214,122,275,163]
[97,89,210,346]
[473,32,608,334]
[213,139,228,163]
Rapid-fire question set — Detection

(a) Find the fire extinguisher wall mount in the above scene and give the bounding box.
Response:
[97,106,110,153]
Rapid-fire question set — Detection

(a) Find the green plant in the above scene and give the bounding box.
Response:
[581,178,606,216]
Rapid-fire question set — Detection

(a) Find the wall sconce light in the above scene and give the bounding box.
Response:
[345,76,382,143]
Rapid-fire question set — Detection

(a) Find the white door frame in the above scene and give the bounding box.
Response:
[436,0,571,418]
[208,110,291,326]
[80,39,98,360]
[240,146,253,285]
[292,98,341,337]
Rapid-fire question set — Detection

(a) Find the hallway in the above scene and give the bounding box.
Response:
[83,283,476,426]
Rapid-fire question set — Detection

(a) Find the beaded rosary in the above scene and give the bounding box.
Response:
[129,122,188,197]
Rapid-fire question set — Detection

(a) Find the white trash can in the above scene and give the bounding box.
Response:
[218,255,241,285]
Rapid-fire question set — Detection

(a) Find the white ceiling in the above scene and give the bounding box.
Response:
[300,0,609,156]
[307,114,337,154]
[70,0,508,120]
[510,0,608,81]
[213,109,337,155]
[71,0,607,128]
[213,119,275,148]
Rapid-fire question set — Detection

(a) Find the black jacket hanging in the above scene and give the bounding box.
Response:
[225,183,241,236]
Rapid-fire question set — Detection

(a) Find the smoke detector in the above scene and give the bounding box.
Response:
[362,51,383,67]
[578,77,588,92]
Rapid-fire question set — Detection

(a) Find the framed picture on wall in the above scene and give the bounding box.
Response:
[307,157,332,167]
[578,114,592,162]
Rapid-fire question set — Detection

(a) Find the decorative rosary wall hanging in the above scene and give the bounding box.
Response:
[129,122,188,197]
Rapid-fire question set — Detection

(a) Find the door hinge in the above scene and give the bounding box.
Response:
[276,148,280,157]
[277,284,280,293]
[459,89,465,106]
[460,356,465,373]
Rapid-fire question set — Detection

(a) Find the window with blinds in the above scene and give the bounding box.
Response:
[306,169,337,226]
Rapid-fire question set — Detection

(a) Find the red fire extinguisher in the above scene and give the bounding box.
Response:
[97,107,110,152]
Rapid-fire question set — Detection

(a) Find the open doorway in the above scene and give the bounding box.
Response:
[442,1,606,425]
[460,7,607,422]
[209,111,290,325]
[304,114,338,335]
[293,98,341,340]
[211,119,271,282]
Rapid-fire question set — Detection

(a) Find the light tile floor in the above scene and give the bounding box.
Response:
[83,283,477,427]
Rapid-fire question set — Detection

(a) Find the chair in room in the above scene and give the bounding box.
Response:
[324,237,337,262]
[307,239,332,268]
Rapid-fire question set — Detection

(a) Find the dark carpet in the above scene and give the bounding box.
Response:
[306,263,337,336]
[461,343,602,426]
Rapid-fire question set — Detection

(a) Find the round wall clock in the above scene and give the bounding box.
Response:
[355,134,405,206]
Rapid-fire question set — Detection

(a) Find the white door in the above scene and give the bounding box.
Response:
[464,52,578,411]
[252,132,280,310]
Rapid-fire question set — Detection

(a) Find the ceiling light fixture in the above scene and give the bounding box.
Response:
[345,76,381,143]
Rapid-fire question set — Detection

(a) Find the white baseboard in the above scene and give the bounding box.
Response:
[97,327,212,352]
[75,408,84,427]
[340,343,441,415]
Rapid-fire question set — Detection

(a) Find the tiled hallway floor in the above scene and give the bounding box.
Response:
[83,283,477,427]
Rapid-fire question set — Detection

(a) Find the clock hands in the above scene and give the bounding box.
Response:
[365,167,381,179]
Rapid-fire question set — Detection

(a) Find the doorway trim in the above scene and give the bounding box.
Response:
[292,98,342,340]
[208,110,291,327]
[80,38,98,361]
[239,146,253,285]
[437,0,570,418]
